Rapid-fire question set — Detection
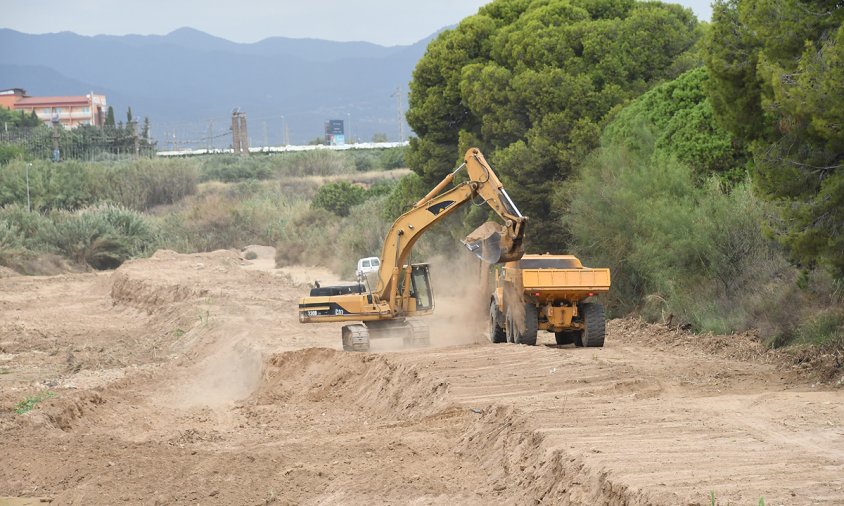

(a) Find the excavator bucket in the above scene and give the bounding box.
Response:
[462,221,525,264]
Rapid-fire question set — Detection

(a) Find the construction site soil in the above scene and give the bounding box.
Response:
[1,247,842,505]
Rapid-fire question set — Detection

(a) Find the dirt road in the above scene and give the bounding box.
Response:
[1,247,842,505]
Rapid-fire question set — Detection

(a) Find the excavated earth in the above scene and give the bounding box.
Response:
[1,247,842,505]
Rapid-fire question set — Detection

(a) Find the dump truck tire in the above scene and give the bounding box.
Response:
[509,303,538,346]
[489,301,507,344]
[578,302,605,348]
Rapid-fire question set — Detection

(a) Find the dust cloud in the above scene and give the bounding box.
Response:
[424,248,492,347]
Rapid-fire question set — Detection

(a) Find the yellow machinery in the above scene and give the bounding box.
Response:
[490,254,611,347]
[298,148,527,351]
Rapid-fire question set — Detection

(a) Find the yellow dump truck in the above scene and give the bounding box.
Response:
[489,254,611,347]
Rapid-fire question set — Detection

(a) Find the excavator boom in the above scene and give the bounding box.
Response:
[373,148,526,302]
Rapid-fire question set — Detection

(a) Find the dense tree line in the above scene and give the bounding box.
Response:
[705,0,843,278]
[406,0,701,250]
[403,0,842,342]
[0,106,155,162]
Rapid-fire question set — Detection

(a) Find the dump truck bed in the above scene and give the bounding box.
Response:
[520,267,610,299]
[504,254,610,304]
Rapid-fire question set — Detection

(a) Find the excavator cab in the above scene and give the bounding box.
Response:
[396,264,434,314]
[410,264,433,311]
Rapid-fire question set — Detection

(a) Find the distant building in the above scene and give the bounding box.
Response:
[0,88,27,109]
[0,88,107,128]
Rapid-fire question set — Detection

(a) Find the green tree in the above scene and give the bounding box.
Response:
[105,106,115,127]
[24,111,40,127]
[126,107,133,124]
[311,181,367,217]
[704,0,844,278]
[406,0,701,251]
[602,67,749,182]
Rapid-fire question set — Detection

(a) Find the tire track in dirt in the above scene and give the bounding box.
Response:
[1,247,843,505]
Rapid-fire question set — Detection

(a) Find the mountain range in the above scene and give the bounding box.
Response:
[0,27,442,147]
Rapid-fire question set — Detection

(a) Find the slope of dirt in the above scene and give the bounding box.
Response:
[1,246,842,505]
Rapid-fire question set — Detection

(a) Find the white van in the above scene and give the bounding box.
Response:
[356,257,380,280]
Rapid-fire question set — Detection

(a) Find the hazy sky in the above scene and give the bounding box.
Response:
[5,0,713,46]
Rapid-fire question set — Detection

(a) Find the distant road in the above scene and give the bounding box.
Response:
[157,141,409,157]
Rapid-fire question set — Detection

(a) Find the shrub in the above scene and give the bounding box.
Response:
[37,204,155,269]
[311,181,367,217]
[275,207,338,267]
[157,181,308,253]
[276,150,354,177]
[379,147,405,169]
[0,144,26,165]
[382,172,426,221]
[199,155,275,182]
[0,220,24,250]
[0,158,198,212]
[565,125,789,333]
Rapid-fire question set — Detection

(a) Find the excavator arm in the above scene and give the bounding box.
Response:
[373,148,527,307]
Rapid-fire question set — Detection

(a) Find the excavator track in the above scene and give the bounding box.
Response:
[341,324,370,352]
[402,319,431,348]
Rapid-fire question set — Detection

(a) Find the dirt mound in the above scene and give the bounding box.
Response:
[21,391,106,432]
[109,249,256,312]
[253,348,450,418]
[110,271,207,312]
[456,405,661,505]
[610,318,844,385]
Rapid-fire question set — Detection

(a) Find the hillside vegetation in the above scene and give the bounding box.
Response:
[0,148,410,278]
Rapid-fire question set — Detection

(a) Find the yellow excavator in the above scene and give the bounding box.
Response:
[297,147,527,351]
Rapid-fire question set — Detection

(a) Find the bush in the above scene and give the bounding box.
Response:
[565,125,789,333]
[276,150,354,177]
[0,158,198,212]
[199,155,275,182]
[382,172,426,221]
[311,181,367,217]
[0,144,26,165]
[38,204,156,269]
[275,207,338,267]
[0,220,24,250]
[157,181,308,253]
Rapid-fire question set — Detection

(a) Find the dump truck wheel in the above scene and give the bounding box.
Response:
[554,331,577,346]
[510,303,538,346]
[489,301,507,344]
[579,302,606,348]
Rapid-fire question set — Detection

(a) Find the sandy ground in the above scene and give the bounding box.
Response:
[1,247,842,505]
